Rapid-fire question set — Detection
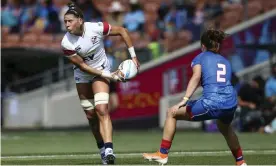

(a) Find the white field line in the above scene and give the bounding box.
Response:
[1,150,276,160]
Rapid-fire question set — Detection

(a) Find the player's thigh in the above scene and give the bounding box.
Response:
[217,107,236,124]
[76,83,93,99]
[184,100,211,121]
[186,100,236,123]
[76,83,96,118]
[172,100,206,121]
[91,77,110,115]
[166,101,196,121]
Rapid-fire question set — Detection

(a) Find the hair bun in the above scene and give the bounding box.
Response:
[67,2,76,9]
[207,29,227,43]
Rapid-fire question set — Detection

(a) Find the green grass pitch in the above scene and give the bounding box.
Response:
[1,130,276,165]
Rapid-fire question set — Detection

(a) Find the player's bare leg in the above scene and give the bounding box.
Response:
[217,120,247,166]
[143,106,190,165]
[76,83,106,164]
[92,78,115,164]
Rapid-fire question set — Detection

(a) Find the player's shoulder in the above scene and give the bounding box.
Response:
[85,21,111,36]
[193,52,205,60]
[84,21,104,29]
[197,52,206,57]
[84,22,95,27]
[61,32,76,50]
[200,51,219,60]
[61,32,74,45]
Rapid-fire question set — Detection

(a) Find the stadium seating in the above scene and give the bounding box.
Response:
[2,0,275,57]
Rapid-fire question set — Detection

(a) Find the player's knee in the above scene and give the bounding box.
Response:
[81,99,95,119]
[94,92,109,116]
[166,109,175,118]
[95,105,109,116]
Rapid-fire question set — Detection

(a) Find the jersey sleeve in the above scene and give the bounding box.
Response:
[93,22,111,36]
[191,53,202,68]
[61,36,76,57]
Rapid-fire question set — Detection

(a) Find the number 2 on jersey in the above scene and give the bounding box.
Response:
[217,63,226,82]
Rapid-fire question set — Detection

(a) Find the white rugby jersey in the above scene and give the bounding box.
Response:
[61,22,111,69]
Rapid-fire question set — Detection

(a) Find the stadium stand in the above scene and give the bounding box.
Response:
[2,0,276,54]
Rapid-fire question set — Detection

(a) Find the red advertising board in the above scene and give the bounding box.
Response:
[111,49,201,120]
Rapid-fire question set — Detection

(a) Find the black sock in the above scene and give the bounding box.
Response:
[104,142,113,149]
[97,141,104,149]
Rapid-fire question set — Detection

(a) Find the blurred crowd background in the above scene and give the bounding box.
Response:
[2,0,275,53]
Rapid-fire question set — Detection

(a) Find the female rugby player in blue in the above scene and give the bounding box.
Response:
[143,29,246,166]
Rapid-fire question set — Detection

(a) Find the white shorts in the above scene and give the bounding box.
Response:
[73,62,111,83]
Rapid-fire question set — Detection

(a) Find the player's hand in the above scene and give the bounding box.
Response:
[101,70,124,82]
[177,100,188,109]
[168,105,180,116]
[111,71,126,82]
[132,57,140,70]
[169,99,188,116]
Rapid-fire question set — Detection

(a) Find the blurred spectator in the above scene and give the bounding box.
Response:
[20,0,37,33]
[89,1,103,22]
[106,1,125,27]
[193,5,204,25]
[251,75,266,100]
[76,0,93,21]
[1,0,23,33]
[265,63,276,104]
[75,0,102,22]
[254,20,272,64]
[237,76,264,132]
[163,5,177,33]
[156,2,170,39]
[238,75,265,111]
[45,1,61,33]
[33,0,50,32]
[56,0,69,32]
[123,0,145,32]
[238,83,259,110]
[147,23,162,60]
[236,73,276,133]
[164,1,188,32]
[204,0,223,19]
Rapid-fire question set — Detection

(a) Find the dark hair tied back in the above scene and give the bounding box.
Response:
[65,2,84,19]
[68,2,76,9]
[201,29,228,53]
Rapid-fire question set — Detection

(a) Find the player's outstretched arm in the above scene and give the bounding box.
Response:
[176,65,201,108]
[185,64,201,98]
[66,53,121,81]
[108,26,140,69]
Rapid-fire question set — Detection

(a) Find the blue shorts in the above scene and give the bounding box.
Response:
[186,100,236,124]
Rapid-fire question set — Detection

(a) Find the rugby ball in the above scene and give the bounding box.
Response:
[118,59,138,80]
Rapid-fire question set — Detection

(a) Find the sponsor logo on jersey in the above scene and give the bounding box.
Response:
[75,45,81,52]
[91,36,98,45]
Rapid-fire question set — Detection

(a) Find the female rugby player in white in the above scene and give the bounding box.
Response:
[61,2,140,165]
